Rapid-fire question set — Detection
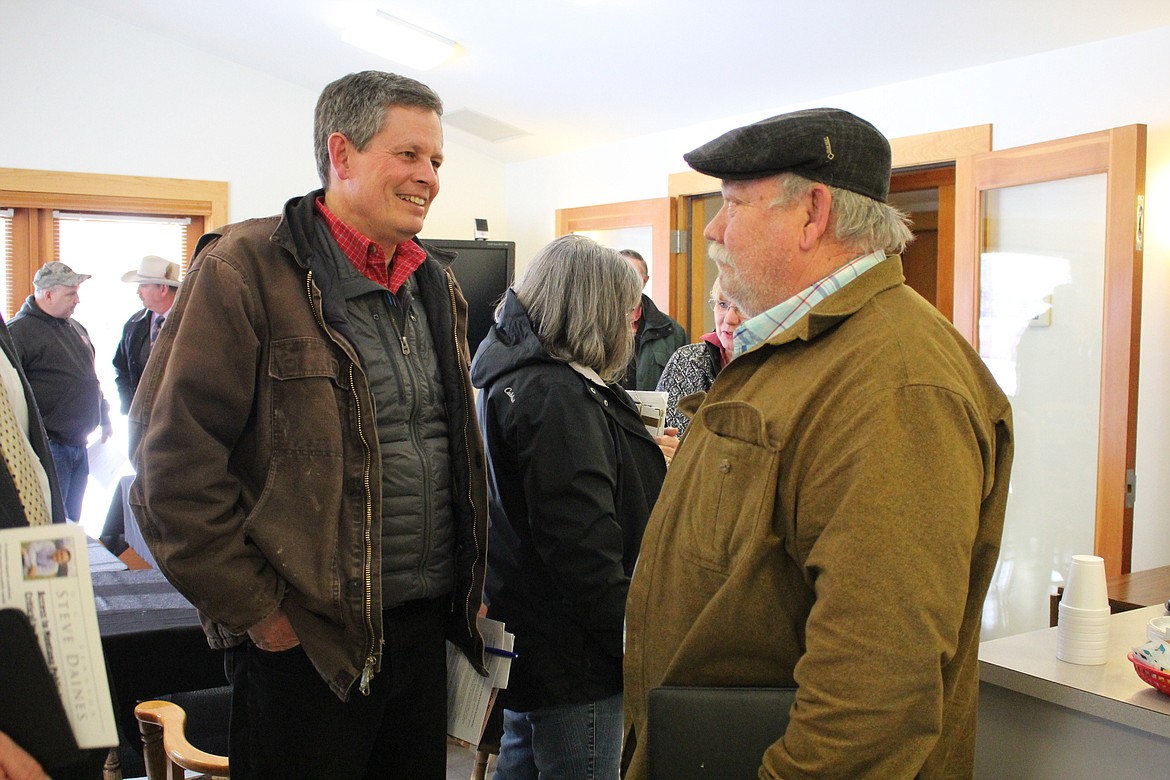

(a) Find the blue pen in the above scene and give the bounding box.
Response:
[485,646,518,659]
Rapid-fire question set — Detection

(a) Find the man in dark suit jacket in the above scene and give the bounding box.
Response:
[112,255,180,414]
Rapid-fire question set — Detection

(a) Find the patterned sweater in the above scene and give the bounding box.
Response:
[655,338,722,433]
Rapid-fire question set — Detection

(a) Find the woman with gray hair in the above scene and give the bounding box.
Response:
[470,235,669,779]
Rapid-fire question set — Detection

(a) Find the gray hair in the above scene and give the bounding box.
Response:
[314,71,444,188]
[618,249,648,280]
[772,173,913,255]
[507,235,642,383]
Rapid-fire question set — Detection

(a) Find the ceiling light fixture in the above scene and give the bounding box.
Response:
[342,10,459,70]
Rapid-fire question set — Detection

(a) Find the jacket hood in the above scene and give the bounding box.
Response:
[470,289,560,389]
[16,295,64,324]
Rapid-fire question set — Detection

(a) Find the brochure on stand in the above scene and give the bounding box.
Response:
[447,616,514,746]
[0,523,118,750]
[627,390,668,437]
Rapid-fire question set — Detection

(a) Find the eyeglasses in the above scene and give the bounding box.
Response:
[708,299,741,314]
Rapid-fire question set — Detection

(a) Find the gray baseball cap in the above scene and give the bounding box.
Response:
[33,261,92,291]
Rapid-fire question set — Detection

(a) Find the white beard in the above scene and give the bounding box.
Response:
[707,241,761,318]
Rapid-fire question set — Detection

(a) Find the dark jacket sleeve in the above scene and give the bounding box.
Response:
[112,321,134,415]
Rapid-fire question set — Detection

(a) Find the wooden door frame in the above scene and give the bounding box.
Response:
[0,167,228,311]
[953,125,1147,575]
[555,198,674,313]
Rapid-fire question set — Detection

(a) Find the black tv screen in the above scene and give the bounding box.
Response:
[423,238,515,360]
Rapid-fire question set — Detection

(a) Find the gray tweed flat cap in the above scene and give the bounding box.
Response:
[684,108,892,202]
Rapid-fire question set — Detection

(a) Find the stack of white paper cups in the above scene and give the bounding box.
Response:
[1057,554,1111,665]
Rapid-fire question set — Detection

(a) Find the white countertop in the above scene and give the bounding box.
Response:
[979,604,1170,738]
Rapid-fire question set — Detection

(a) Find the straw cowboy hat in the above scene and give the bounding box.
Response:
[121,255,180,287]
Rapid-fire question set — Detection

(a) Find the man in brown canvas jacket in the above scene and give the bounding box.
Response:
[130,71,488,779]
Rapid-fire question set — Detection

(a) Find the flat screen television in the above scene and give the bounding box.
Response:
[422,238,515,360]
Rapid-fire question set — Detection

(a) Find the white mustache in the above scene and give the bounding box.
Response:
[708,242,732,265]
[706,241,757,318]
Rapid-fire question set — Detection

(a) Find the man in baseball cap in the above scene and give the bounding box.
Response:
[113,256,180,414]
[8,261,111,523]
[32,260,92,292]
[622,108,1014,778]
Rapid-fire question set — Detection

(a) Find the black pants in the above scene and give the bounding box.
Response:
[225,597,449,780]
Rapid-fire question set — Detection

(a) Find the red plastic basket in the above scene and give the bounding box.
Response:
[1128,652,1170,695]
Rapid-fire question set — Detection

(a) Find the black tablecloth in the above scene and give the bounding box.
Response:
[94,568,204,635]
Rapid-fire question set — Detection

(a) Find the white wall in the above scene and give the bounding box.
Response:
[505,25,1170,572]
[0,0,508,239]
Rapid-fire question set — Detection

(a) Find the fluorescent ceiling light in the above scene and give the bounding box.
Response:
[342,10,459,70]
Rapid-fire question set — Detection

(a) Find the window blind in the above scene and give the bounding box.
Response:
[1,210,12,316]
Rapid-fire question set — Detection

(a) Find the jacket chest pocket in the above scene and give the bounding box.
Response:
[268,337,345,453]
[675,401,781,574]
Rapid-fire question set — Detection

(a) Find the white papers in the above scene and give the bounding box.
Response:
[446,616,514,746]
[0,523,117,749]
[85,436,126,490]
[628,390,668,437]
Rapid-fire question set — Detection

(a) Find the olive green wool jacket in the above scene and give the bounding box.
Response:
[624,257,1013,779]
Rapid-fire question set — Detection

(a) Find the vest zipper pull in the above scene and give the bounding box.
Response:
[400,335,410,356]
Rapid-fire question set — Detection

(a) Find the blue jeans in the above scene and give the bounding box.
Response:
[494,693,623,780]
[48,440,88,521]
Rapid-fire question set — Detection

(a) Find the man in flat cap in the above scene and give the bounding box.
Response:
[623,109,1013,778]
[8,261,112,523]
[112,255,180,414]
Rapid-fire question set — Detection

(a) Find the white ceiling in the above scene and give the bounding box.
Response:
[65,0,1170,163]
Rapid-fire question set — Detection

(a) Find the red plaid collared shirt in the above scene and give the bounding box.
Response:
[314,197,426,294]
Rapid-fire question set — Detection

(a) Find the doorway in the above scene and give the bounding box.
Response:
[888,165,956,320]
[57,213,189,537]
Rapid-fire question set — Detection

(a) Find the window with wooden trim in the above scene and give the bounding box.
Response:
[0,167,228,318]
[0,168,228,534]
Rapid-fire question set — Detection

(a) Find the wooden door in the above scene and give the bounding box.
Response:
[954,125,1146,636]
